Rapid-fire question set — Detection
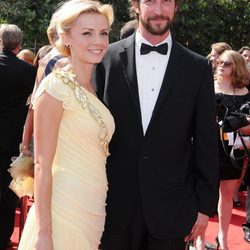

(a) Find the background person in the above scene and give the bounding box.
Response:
[209,50,249,250]
[0,24,36,250]
[239,46,250,65]
[232,46,250,208]
[94,0,219,249]
[239,46,250,244]
[17,49,36,65]
[243,159,250,243]
[21,5,68,156]
[33,45,53,69]
[209,42,232,73]
[18,1,114,249]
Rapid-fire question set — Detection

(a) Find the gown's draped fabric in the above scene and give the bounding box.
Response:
[18,70,115,250]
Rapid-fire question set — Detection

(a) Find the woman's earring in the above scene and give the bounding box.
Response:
[67,44,70,48]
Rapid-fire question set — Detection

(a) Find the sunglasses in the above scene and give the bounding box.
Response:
[218,60,233,68]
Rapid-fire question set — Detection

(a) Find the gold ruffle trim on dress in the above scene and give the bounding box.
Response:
[54,70,110,157]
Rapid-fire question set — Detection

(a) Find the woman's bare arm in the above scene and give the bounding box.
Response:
[33,92,63,250]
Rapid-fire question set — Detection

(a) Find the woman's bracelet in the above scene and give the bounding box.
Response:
[19,143,31,153]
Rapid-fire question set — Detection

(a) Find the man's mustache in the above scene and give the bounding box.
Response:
[148,15,169,21]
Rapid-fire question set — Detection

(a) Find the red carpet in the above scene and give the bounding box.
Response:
[8,192,250,250]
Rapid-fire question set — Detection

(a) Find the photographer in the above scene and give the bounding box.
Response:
[233,46,250,209]
[214,50,249,250]
[239,104,250,245]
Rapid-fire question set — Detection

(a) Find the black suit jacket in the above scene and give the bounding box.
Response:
[94,35,219,240]
[0,50,36,155]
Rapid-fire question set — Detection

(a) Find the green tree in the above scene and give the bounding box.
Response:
[0,0,249,55]
[0,0,58,51]
[100,0,131,42]
[173,0,250,55]
[0,0,130,49]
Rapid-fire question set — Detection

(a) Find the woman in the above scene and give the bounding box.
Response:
[18,1,114,249]
[20,7,65,155]
[208,42,232,73]
[214,50,250,250]
[239,46,250,64]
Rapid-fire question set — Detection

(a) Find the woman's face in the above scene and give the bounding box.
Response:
[65,13,110,65]
[242,49,250,63]
[217,54,233,78]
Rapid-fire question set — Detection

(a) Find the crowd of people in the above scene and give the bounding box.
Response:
[0,0,249,250]
[0,24,36,250]
[196,45,250,250]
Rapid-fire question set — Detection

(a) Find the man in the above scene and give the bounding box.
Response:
[94,0,218,249]
[237,46,250,244]
[0,24,36,250]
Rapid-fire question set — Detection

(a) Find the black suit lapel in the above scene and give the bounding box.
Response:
[119,35,141,120]
[151,41,184,121]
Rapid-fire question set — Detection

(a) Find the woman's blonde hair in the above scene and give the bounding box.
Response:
[47,12,59,46]
[48,0,87,46]
[55,0,114,56]
[217,50,249,88]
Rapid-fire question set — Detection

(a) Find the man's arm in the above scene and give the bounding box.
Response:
[186,60,219,240]
[193,61,219,216]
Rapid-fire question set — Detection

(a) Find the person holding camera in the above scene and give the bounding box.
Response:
[238,46,250,244]
[241,128,250,244]
[211,50,250,250]
[232,46,250,209]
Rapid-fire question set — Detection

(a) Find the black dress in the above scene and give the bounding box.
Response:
[216,93,250,180]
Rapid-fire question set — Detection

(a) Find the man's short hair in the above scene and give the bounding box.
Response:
[129,0,180,19]
[0,24,23,51]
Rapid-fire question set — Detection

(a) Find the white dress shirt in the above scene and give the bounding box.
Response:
[135,31,172,134]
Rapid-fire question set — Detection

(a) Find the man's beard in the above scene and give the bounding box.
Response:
[140,14,174,35]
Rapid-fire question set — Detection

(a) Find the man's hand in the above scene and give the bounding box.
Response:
[184,212,209,242]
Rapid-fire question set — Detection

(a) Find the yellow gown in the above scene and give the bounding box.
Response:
[18,70,115,250]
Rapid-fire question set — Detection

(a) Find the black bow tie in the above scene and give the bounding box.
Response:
[140,43,168,55]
